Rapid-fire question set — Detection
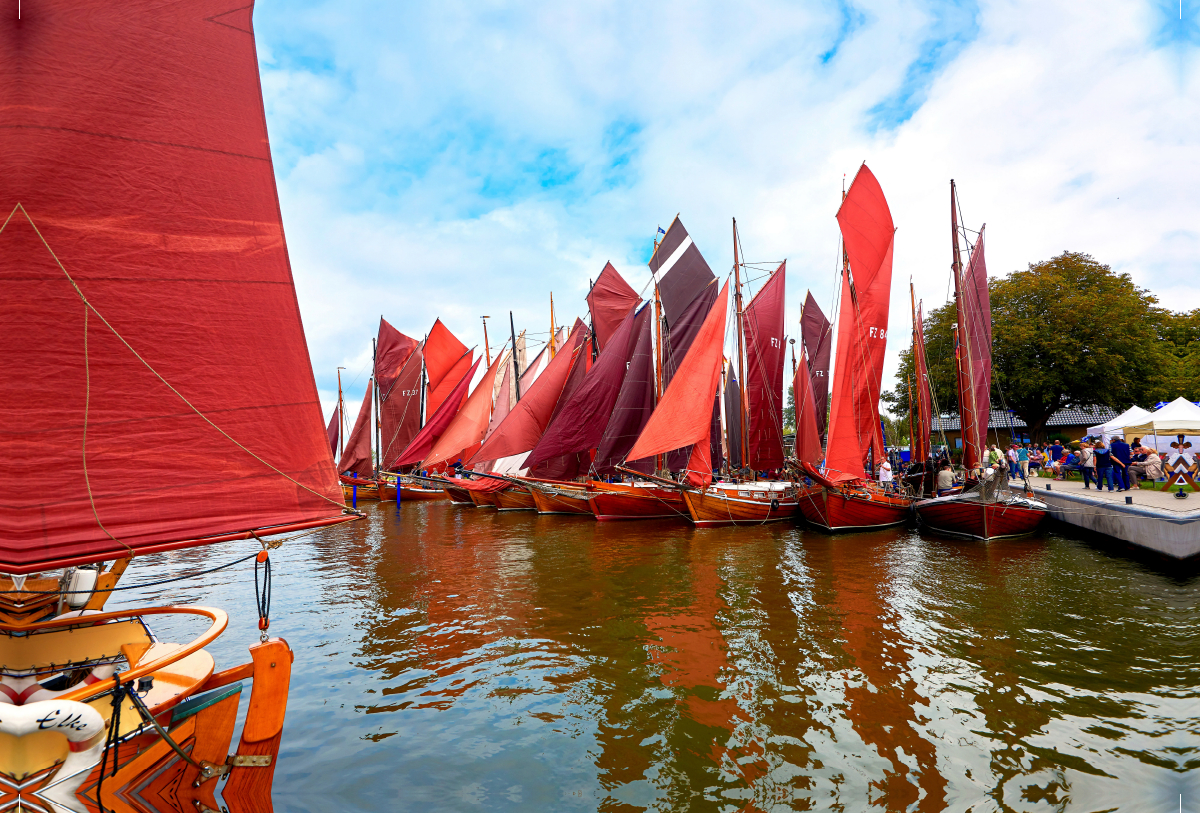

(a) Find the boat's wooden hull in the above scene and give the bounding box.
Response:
[494,486,537,511]
[587,484,687,521]
[442,484,474,504]
[468,489,498,508]
[340,481,396,501]
[530,486,594,515]
[797,485,912,532]
[915,497,1047,541]
[682,488,799,527]
[398,484,448,500]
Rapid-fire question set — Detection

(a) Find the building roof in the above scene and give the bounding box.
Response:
[931,405,1119,432]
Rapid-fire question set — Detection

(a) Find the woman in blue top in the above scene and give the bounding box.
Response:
[1092,438,1116,492]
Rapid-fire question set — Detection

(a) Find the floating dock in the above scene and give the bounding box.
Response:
[1034,478,1200,559]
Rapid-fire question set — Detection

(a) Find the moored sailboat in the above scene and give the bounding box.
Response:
[1,3,359,808]
[914,181,1046,541]
[796,165,913,531]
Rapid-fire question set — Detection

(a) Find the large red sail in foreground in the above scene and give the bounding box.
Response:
[338,381,375,478]
[0,1,346,572]
[801,292,833,436]
[470,321,587,465]
[744,262,787,470]
[825,164,894,482]
[627,282,730,468]
[587,263,641,352]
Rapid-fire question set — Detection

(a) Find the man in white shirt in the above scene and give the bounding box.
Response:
[879,459,894,491]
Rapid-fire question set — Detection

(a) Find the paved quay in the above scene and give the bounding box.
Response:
[1030,476,1200,559]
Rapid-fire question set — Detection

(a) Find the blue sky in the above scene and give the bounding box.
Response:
[252,0,1200,415]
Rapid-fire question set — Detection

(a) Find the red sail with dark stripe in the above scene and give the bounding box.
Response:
[744,262,787,470]
[1,0,347,572]
[587,263,640,352]
[801,292,833,437]
[825,164,895,483]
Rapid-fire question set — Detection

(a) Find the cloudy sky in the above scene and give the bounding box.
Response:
[253,0,1199,419]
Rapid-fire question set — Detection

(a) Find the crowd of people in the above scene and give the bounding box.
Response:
[892,436,1167,497]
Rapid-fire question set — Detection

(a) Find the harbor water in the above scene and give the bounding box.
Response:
[116,501,1199,811]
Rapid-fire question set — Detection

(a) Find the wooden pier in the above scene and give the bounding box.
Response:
[1035,478,1200,559]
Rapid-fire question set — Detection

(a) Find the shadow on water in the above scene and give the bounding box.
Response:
[119,500,1199,811]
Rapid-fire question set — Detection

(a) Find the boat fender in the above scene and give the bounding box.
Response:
[62,566,99,610]
[770,499,779,511]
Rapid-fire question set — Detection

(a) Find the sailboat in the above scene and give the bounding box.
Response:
[796,165,914,531]
[678,222,800,526]
[1,3,357,809]
[913,181,1046,540]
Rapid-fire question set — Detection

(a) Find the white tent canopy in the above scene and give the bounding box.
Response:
[1087,405,1153,439]
[1125,397,1200,436]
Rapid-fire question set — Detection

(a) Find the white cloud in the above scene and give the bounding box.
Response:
[256,0,1199,421]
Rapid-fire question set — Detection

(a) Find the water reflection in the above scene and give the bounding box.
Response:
[122,500,1198,811]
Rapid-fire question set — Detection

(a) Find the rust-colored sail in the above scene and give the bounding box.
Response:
[424,350,509,469]
[627,282,730,465]
[793,345,823,466]
[593,305,655,475]
[469,321,587,465]
[962,225,992,462]
[801,292,833,436]
[912,302,933,465]
[326,406,340,459]
[1,0,346,572]
[425,319,472,418]
[744,262,787,470]
[825,164,894,482]
[376,319,422,468]
[338,381,375,478]
[396,358,480,468]
[587,263,641,352]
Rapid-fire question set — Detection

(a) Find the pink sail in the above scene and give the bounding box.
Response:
[743,262,787,470]
[962,226,992,462]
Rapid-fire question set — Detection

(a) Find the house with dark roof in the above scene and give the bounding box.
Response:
[930,405,1119,447]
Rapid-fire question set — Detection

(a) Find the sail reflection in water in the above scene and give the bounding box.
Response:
[110,503,1200,811]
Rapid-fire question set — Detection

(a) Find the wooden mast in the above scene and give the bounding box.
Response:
[950,179,980,472]
[336,367,346,461]
[732,218,749,475]
[372,337,380,476]
[481,316,491,365]
[419,334,427,429]
[549,293,557,358]
[652,228,665,475]
[509,311,522,400]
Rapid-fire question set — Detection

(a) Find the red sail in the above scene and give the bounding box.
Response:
[470,321,588,464]
[338,381,375,478]
[825,164,894,482]
[594,306,655,475]
[628,282,730,463]
[326,405,341,459]
[962,226,992,459]
[587,263,640,352]
[793,346,823,466]
[912,304,933,464]
[0,1,347,571]
[425,319,472,417]
[724,366,743,470]
[395,358,481,467]
[801,292,833,436]
[379,345,424,469]
[744,262,787,470]
[529,333,594,480]
[526,305,641,470]
[375,318,419,396]
[424,350,508,468]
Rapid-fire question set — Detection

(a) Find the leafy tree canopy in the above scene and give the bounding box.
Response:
[883,252,1193,440]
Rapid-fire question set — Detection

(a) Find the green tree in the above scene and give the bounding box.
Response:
[885,252,1178,441]
[782,385,796,434]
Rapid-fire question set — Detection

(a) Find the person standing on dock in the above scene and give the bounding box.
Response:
[1093,438,1116,492]
[1111,436,1132,491]
[1017,444,1030,481]
[1079,442,1096,489]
